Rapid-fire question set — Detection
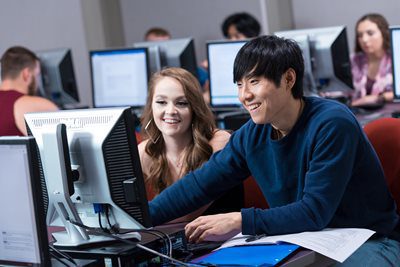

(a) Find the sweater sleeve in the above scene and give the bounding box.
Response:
[149,129,251,225]
[241,116,361,235]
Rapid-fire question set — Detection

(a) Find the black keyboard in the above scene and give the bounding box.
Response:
[185,241,223,254]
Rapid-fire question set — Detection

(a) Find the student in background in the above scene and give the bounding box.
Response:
[149,36,400,265]
[144,27,171,42]
[221,12,261,40]
[138,67,243,222]
[0,46,58,136]
[200,12,261,71]
[351,13,393,107]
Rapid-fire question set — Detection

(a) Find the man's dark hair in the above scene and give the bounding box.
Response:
[222,12,261,38]
[144,27,171,40]
[1,46,39,80]
[233,35,304,99]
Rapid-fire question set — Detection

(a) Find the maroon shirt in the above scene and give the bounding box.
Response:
[0,90,25,136]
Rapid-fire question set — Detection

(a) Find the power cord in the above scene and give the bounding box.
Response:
[100,205,172,257]
[49,245,77,266]
[119,228,173,257]
[49,251,69,267]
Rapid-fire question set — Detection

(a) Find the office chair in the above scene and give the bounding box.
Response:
[364,118,400,214]
[243,176,269,209]
[222,112,251,131]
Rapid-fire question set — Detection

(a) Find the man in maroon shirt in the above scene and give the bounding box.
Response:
[0,46,58,136]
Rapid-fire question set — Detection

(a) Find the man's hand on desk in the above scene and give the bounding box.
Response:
[184,212,242,243]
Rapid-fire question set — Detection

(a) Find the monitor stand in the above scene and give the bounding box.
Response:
[53,230,141,247]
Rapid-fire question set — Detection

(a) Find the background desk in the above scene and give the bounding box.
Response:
[355,102,400,126]
[51,224,336,266]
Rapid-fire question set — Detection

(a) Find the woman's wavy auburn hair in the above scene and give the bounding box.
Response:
[141,67,216,193]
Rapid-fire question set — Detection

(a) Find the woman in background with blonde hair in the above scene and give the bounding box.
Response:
[139,67,243,222]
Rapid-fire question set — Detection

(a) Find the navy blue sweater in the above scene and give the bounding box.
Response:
[149,97,399,236]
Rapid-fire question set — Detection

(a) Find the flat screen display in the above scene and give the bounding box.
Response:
[91,48,149,108]
[207,40,247,107]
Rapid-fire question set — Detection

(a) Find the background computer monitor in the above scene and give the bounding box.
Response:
[0,137,50,266]
[390,26,400,101]
[207,40,247,107]
[25,107,152,247]
[36,48,80,107]
[275,26,353,94]
[134,37,198,79]
[90,47,149,108]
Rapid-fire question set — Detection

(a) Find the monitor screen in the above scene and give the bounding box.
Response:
[275,26,353,94]
[90,48,149,108]
[25,107,152,247]
[36,48,80,107]
[0,137,50,266]
[207,40,247,107]
[390,26,400,100]
[134,38,198,79]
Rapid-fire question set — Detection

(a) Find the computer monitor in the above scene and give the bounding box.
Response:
[134,37,198,79]
[90,47,150,108]
[390,26,400,101]
[25,107,152,247]
[207,40,247,107]
[0,137,51,266]
[275,26,353,95]
[36,48,80,107]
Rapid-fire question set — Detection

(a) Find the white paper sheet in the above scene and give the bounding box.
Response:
[218,228,375,263]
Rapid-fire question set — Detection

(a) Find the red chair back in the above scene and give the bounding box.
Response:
[364,118,400,215]
[243,176,269,209]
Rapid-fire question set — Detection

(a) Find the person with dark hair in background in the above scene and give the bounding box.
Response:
[149,35,400,265]
[351,13,393,107]
[0,46,58,136]
[139,67,243,222]
[200,12,261,70]
[144,27,171,42]
[222,12,261,40]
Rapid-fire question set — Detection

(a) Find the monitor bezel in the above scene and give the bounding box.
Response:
[207,39,248,108]
[133,37,199,79]
[275,26,353,94]
[0,137,51,266]
[36,48,80,107]
[89,47,150,109]
[390,25,400,101]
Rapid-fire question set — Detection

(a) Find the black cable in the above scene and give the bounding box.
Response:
[68,220,192,267]
[49,250,71,267]
[102,205,172,257]
[98,212,108,233]
[147,229,173,257]
[49,245,77,266]
[105,205,114,231]
[119,228,172,257]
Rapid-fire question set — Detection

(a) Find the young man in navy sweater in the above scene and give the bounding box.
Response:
[149,35,400,265]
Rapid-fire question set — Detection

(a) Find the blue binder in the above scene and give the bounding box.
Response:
[191,243,300,266]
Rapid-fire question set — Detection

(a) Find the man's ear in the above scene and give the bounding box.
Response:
[285,68,296,90]
[21,67,32,82]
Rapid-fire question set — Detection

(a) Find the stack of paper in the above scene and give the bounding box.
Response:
[218,228,375,263]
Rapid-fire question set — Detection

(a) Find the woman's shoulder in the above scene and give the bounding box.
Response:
[138,139,151,167]
[138,139,148,153]
[209,129,231,152]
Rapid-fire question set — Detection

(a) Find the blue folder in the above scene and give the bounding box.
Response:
[191,243,300,266]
